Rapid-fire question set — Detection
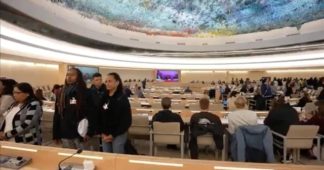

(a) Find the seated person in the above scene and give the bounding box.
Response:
[184,86,192,94]
[134,86,145,98]
[253,88,266,110]
[123,85,133,97]
[208,88,216,99]
[299,102,324,159]
[152,97,185,149]
[189,98,224,159]
[264,95,299,135]
[300,101,324,135]
[296,91,312,108]
[264,95,299,161]
[228,96,257,134]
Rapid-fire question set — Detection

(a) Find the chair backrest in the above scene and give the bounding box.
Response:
[129,115,150,135]
[197,134,215,147]
[153,122,180,144]
[286,125,319,148]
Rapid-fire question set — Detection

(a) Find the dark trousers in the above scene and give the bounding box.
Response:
[189,137,199,159]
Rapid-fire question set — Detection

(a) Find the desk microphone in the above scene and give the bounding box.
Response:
[58,148,83,170]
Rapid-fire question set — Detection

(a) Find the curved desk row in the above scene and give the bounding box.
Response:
[1,142,323,170]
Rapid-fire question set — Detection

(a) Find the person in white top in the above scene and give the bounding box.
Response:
[0,79,17,116]
[228,96,258,134]
[2,103,22,141]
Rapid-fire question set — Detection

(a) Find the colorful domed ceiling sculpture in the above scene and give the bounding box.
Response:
[51,0,324,37]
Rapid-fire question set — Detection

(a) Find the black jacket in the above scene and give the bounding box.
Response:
[285,87,293,97]
[101,90,132,137]
[87,84,106,136]
[53,85,87,139]
[189,112,224,159]
[152,110,184,131]
[264,104,299,135]
[253,94,266,110]
[123,87,133,97]
[296,97,312,108]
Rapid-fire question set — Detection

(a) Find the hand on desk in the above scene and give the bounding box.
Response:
[101,134,113,142]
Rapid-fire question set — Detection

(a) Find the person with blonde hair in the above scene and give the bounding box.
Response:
[228,96,257,134]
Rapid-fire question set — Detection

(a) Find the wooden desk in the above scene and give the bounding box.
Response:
[1,142,323,170]
[132,108,269,118]
[0,142,115,170]
[116,155,324,170]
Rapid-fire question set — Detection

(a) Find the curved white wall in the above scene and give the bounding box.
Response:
[1,20,324,70]
[2,0,324,52]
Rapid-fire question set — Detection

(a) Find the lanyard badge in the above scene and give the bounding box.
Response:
[70,97,77,105]
[103,101,109,110]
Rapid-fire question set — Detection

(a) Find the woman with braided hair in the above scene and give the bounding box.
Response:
[53,67,88,149]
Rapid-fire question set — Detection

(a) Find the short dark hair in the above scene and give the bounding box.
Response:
[199,98,210,110]
[271,95,286,110]
[92,72,102,79]
[161,97,171,109]
[0,79,17,95]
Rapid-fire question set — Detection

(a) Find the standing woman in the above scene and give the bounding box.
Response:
[53,68,88,149]
[101,72,132,153]
[0,82,43,145]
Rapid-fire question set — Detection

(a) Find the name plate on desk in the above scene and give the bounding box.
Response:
[0,155,31,169]
[60,162,96,170]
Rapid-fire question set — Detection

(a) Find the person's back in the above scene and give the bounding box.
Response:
[261,80,272,98]
[300,101,324,135]
[189,98,224,159]
[208,89,216,99]
[228,96,257,134]
[190,111,222,128]
[228,109,257,134]
[264,97,299,135]
[135,87,145,98]
[190,112,223,138]
[152,97,184,131]
[123,85,133,97]
[254,94,266,110]
[296,94,312,108]
[153,110,184,131]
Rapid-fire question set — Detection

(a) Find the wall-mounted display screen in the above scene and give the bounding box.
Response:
[156,70,180,82]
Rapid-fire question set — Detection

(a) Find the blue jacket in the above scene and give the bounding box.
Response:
[261,84,272,98]
[231,125,275,163]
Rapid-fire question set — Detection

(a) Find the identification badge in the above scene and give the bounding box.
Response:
[103,103,108,110]
[70,97,77,105]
